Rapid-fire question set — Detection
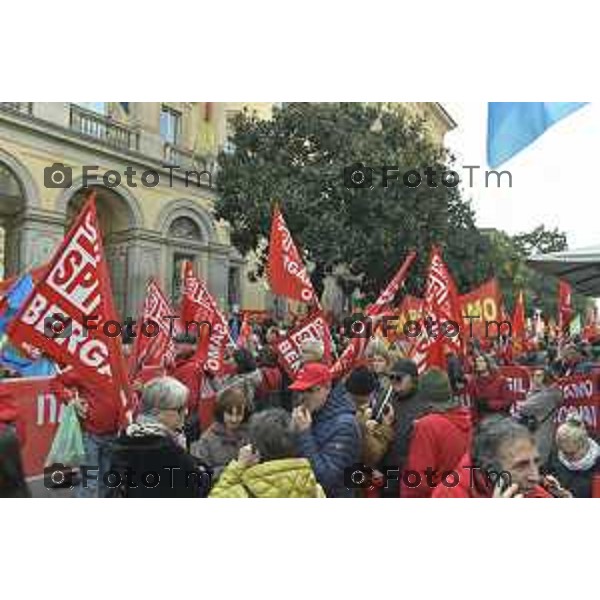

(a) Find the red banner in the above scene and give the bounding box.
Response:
[273,311,332,378]
[459,278,504,339]
[6,194,131,422]
[2,377,61,478]
[268,205,316,303]
[497,366,600,434]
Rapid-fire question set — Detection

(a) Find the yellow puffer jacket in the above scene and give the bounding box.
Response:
[209,458,326,498]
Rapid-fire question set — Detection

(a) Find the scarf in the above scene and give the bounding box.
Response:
[558,438,600,472]
[126,414,187,450]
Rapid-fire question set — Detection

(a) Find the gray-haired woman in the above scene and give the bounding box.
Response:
[109,377,211,497]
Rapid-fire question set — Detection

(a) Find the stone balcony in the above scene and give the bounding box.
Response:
[0,103,218,184]
[69,103,140,152]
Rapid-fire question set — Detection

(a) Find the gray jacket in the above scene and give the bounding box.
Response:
[190,423,250,481]
[516,386,562,467]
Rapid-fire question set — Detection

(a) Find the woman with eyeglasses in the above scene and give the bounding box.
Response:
[108,377,211,497]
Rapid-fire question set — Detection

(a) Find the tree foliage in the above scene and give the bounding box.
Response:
[216,102,491,300]
[215,102,594,319]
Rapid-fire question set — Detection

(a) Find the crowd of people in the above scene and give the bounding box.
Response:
[2,312,600,498]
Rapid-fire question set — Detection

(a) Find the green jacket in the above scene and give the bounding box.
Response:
[209,458,326,498]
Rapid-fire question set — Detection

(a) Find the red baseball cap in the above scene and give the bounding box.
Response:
[289,363,332,391]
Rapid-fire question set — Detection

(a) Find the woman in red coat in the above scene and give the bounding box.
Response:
[469,355,511,424]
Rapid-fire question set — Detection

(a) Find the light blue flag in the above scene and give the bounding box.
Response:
[0,273,56,376]
[487,102,588,168]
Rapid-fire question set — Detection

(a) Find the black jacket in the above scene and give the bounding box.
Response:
[109,433,211,497]
[546,450,600,498]
[378,387,429,497]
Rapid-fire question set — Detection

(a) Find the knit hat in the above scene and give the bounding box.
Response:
[388,358,418,379]
[346,366,378,396]
[419,368,457,409]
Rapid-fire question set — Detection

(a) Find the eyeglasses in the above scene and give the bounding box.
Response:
[164,406,187,416]
[389,374,407,382]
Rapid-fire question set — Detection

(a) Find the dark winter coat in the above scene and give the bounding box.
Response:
[109,431,211,497]
[296,383,361,498]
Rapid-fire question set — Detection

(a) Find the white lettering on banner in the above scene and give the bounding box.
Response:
[290,317,327,348]
[556,405,597,429]
[36,394,63,426]
[206,322,227,372]
[46,218,102,314]
[18,292,112,377]
[506,377,528,395]
[561,380,594,401]
[277,339,302,374]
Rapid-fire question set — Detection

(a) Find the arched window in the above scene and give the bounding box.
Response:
[168,216,203,241]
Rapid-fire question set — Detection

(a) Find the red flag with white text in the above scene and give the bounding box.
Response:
[411,247,462,374]
[268,205,316,304]
[6,193,131,421]
[130,279,179,373]
[181,261,231,374]
[273,310,333,378]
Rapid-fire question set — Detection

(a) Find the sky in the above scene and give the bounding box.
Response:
[444,102,599,250]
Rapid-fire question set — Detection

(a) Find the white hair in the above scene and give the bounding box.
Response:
[141,376,189,415]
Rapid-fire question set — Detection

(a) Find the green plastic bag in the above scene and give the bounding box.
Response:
[45,402,86,467]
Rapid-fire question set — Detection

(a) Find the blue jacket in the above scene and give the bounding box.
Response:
[297,382,361,497]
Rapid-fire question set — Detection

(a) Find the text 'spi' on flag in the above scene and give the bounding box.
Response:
[487,102,588,168]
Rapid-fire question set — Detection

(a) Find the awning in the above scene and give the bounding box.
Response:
[527,245,600,297]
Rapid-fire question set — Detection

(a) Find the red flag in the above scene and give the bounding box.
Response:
[512,290,526,353]
[558,280,573,330]
[268,205,316,304]
[411,247,462,374]
[459,278,504,339]
[181,261,231,374]
[330,252,416,378]
[130,279,179,374]
[6,192,131,421]
[273,310,333,378]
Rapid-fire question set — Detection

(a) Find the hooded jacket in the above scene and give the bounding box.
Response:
[432,453,553,498]
[296,382,361,498]
[401,407,472,498]
[209,458,325,498]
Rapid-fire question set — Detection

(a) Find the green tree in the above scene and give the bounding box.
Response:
[215,102,492,300]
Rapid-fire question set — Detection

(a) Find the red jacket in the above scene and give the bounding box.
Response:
[401,407,473,498]
[432,453,552,498]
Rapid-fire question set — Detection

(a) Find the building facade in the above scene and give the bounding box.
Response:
[0,102,454,319]
[0,101,273,318]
